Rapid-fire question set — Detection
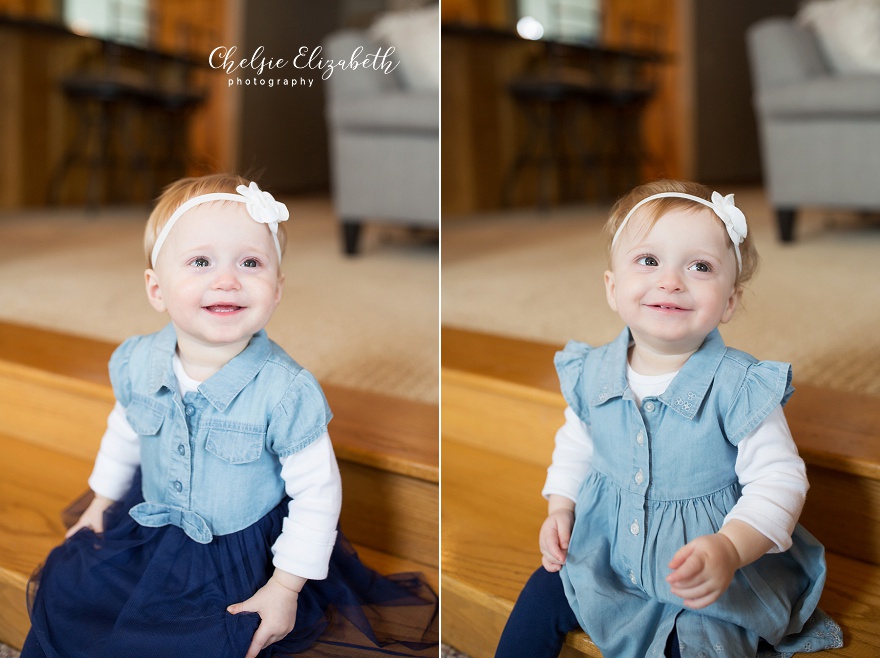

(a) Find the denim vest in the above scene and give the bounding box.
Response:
[109,324,332,543]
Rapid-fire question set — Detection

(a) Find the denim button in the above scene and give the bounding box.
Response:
[635,469,644,485]
[630,521,640,535]
[177,444,186,456]
[185,405,195,416]
[644,401,655,412]
[173,480,183,492]
[636,430,644,445]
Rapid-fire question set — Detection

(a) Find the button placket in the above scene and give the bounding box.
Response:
[626,406,651,590]
[167,394,197,503]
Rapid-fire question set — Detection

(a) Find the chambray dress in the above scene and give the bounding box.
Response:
[23,326,437,658]
[557,328,842,658]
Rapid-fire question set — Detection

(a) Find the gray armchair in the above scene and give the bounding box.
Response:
[322,29,439,255]
[746,17,880,241]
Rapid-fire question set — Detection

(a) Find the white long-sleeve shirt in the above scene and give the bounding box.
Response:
[88,354,341,580]
[542,365,808,553]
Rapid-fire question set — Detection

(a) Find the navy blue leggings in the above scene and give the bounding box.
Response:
[495,567,681,658]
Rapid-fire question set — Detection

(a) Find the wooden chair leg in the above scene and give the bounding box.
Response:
[341,220,362,256]
[777,208,796,242]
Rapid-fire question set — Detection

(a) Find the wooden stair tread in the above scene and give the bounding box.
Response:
[0,430,436,648]
[442,439,880,657]
[442,326,880,480]
[0,321,437,483]
[0,321,113,388]
[0,433,93,578]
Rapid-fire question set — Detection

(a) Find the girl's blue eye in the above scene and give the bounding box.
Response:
[689,262,711,273]
[242,258,259,268]
[192,257,210,268]
[636,256,659,267]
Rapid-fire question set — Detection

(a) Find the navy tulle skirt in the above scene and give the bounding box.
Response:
[23,472,438,657]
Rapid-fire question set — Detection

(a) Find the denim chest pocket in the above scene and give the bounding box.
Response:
[126,396,166,437]
[204,421,266,464]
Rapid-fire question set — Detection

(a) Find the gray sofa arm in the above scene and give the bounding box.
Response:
[329,91,438,132]
[746,18,829,92]
[322,29,402,101]
[748,17,880,118]
[759,75,880,117]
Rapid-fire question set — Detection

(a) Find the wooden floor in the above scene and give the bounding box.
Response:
[0,321,438,650]
[442,326,880,657]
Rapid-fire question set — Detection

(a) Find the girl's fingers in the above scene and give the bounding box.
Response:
[541,549,565,566]
[557,523,571,550]
[667,543,693,570]
[539,533,563,563]
[681,589,722,610]
[669,579,715,601]
[667,554,703,584]
[541,557,562,573]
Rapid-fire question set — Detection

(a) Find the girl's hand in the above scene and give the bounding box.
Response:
[227,570,306,658]
[666,533,739,609]
[65,494,115,538]
[539,507,574,572]
[667,521,776,609]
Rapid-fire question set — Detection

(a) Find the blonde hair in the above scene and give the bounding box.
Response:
[144,173,288,266]
[604,179,758,288]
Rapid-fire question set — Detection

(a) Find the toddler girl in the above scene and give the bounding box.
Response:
[495,180,842,658]
[22,174,437,658]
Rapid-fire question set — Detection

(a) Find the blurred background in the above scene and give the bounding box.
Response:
[1,0,438,206]
[440,0,880,390]
[441,0,802,214]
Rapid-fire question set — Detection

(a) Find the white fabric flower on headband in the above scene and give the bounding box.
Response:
[710,191,747,246]
[236,182,289,236]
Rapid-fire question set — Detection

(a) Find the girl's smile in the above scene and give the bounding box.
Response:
[604,206,741,373]
[204,303,245,314]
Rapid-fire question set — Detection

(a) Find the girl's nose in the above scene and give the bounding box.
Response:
[657,270,683,292]
[212,266,241,291]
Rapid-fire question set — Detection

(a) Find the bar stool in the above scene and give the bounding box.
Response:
[503,25,662,207]
[145,84,207,188]
[503,65,608,209]
[47,55,154,208]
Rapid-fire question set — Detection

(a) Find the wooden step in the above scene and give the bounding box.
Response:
[442,326,880,567]
[442,439,880,658]
[0,321,438,568]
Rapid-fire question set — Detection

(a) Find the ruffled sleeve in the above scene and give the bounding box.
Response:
[724,360,794,445]
[554,340,593,425]
[108,336,138,407]
[267,369,333,457]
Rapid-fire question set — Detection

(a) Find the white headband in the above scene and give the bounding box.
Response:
[611,191,748,271]
[150,182,290,267]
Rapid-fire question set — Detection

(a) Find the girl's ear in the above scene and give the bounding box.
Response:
[604,270,618,312]
[144,269,166,313]
[273,272,285,307]
[720,286,742,324]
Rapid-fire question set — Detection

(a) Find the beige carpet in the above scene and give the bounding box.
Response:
[442,186,880,397]
[0,198,438,404]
